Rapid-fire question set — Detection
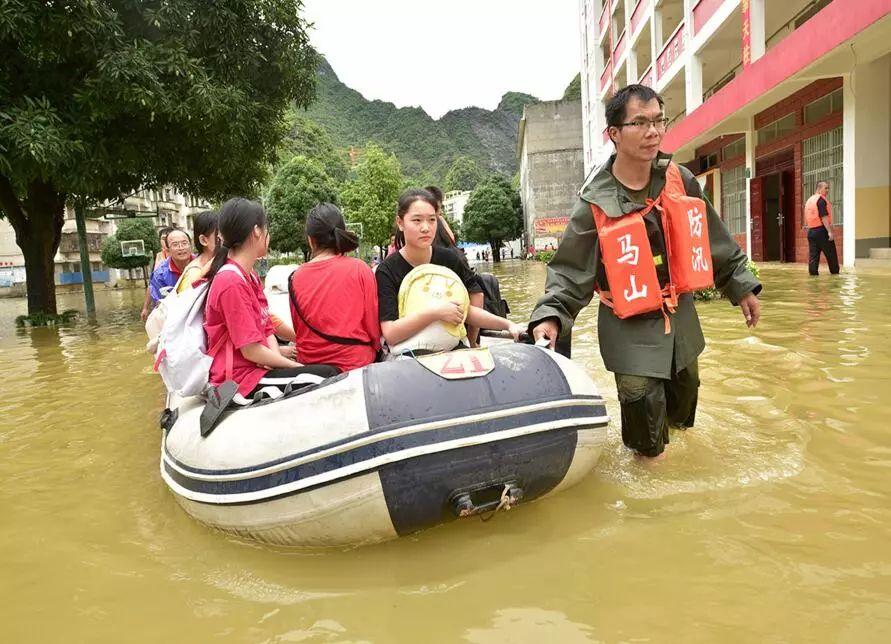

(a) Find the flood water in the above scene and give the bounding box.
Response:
[2,261,890,642]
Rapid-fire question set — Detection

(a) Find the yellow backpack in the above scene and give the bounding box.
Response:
[393,264,469,353]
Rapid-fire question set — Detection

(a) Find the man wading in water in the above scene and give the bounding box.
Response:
[528,85,762,460]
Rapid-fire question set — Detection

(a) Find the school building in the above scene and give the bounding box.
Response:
[578,0,891,266]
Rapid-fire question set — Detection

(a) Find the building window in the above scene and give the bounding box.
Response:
[802,126,844,226]
[721,164,747,235]
[756,113,796,146]
[804,88,842,124]
[722,138,746,161]
[701,153,718,171]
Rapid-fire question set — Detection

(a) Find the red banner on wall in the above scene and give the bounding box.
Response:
[741,0,752,66]
[534,217,570,234]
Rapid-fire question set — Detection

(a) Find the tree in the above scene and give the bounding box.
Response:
[0,1,316,316]
[339,143,403,258]
[563,73,582,101]
[266,155,339,259]
[100,218,160,285]
[462,177,524,263]
[444,156,484,193]
[278,112,349,185]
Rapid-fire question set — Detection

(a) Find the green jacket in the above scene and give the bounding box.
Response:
[529,152,761,379]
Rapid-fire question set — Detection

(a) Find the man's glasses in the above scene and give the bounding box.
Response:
[617,117,670,132]
[168,241,191,250]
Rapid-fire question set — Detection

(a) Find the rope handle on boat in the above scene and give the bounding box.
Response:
[479,484,517,522]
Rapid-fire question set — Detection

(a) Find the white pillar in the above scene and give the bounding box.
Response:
[653,7,663,52]
[685,54,703,112]
[744,115,756,258]
[627,46,639,84]
[843,74,856,267]
[749,0,766,63]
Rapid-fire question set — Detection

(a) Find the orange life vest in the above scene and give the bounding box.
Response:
[804,194,832,229]
[591,163,714,330]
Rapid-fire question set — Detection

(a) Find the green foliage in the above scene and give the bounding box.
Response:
[0,0,317,315]
[462,177,524,261]
[266,155,339,256]
[339,143,403,250]
[497,92,540,116]
[694,261,761,301]
[278,112,349,185]
[301,58,539,185]
[15,310,78,327]
[533,250,555,263]
[445,156,485,193]
[562,73,582,101]
[100,219,160,271]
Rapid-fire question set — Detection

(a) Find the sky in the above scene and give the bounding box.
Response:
[301,0,581,119]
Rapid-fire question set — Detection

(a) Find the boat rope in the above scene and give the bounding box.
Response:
[479,483,515,523]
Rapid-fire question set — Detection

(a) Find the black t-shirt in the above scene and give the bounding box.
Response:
[817,196,829,220]
[376,246,482,322]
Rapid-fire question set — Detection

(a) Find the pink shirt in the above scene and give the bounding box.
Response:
[203,260,275,396]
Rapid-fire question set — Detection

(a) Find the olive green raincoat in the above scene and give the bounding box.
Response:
[529,152,761,379]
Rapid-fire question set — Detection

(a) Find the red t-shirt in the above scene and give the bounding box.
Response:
[289,255,380,372]
[204,260,275,396]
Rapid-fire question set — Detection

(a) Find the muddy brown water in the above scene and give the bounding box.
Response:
[1,262,890,642]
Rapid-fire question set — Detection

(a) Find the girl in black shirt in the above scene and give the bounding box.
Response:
[376,189,524,348]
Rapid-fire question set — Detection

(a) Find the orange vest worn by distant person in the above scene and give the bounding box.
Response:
[591,163,714,329]
[804,194,832,229]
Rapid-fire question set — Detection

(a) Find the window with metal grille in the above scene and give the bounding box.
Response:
[721,164,747,235]
[802,126,843,226]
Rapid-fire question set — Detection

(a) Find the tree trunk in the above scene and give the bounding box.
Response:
[491,239,502,263]
[0,177,67,316]
[20,234,59,315]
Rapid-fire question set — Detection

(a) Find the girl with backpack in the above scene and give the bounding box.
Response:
[375,189,524,351]
[203,198,337,400]
[282,203,380,372]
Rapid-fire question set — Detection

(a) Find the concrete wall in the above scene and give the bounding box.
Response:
[518,100,585,248]
[853,53,891,256]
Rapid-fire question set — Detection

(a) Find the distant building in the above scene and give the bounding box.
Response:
[517,100,585,250]
[578,0,891,265]
[0,187,212,293]
[442,190,471,227]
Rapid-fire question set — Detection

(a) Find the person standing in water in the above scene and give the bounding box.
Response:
[528,85,762,460]
[803,180,840,276]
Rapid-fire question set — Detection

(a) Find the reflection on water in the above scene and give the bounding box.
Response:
[1,265,890,642]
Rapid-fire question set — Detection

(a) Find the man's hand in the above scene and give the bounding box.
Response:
[140,306,149,322]
[827,230,835,241]
[531,319,559,350]
[739,292,760,328]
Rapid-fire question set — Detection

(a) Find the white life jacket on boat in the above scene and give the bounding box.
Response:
[390,265,469,355]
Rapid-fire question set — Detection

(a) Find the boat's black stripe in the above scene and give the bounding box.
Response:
[165,394,604,476]
[165,404,606,497]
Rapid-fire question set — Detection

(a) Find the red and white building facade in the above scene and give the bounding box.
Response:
[578,0,891,266]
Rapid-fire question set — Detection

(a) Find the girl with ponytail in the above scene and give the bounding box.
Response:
[203,198,337,401]
[284,203,381,372]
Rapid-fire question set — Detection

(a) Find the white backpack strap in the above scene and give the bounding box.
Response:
[216,263,249,283]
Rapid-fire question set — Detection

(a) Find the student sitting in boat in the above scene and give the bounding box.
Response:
[203,198,338,400]
[176,210,219,293]
[279,203,380,372]
[376,188,524,353]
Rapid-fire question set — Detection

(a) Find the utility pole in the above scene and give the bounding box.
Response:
[74,197,96,315]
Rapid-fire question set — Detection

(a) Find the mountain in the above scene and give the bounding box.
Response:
[298,58,540,184]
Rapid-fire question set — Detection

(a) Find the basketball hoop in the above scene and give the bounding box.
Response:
[120,240,146,257]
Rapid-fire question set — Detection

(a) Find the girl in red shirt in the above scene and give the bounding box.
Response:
[203,198,337,400]
[284,203,380,372]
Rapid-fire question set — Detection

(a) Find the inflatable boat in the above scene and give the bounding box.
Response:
[161,343,609,547]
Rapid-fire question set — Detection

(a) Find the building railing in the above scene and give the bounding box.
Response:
[630,0,650,38]
[692,0,726,36]
[639,64,654,88]
[600,60,613,92]
[599,1,611,44]
[613,28,627,61]
[656,20,686,80]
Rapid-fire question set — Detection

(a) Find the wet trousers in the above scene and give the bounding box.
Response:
[614,360,700,457]
[807,227,840,276]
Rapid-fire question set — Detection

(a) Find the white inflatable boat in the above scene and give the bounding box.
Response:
[160,343,609,547]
